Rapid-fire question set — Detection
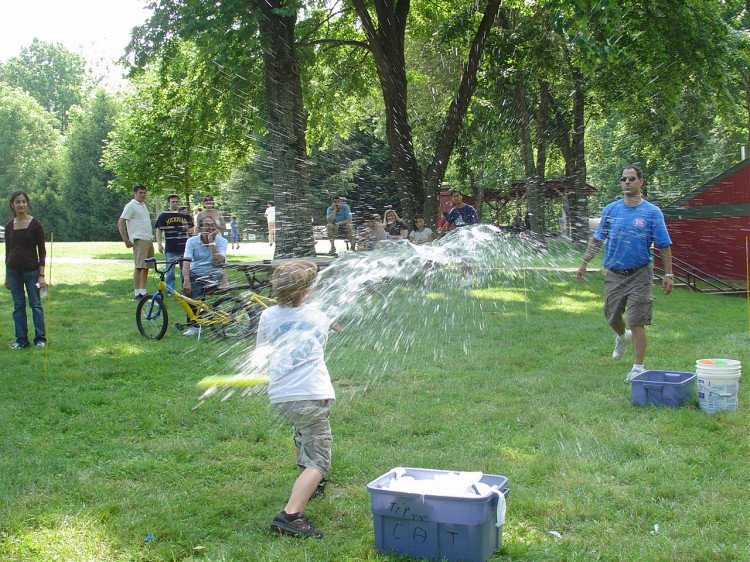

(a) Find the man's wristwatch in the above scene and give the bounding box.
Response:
[664,274,674,278]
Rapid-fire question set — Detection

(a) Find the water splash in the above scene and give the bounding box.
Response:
[197,225,580,402]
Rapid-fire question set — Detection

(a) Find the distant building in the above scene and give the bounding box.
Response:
[663,158,750,280]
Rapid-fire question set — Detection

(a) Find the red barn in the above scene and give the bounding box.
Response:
[663,159,750,280]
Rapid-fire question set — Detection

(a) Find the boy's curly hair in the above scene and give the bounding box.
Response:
[271,260,318,307]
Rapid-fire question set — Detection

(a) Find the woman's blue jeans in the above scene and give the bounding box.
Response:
[6,267,46,346]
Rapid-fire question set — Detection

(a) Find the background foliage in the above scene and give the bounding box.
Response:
[1,2,750,242]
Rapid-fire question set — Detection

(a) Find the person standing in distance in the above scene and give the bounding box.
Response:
[155,193,193,290]
[4,191,47,348]
[118,184,155,301]
[576,165,674,381]
[229,215,241,250]
[265,201,276,246]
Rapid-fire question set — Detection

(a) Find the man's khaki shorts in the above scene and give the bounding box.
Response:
[327,221,354,240]
[132,239,155,269]
[271,399,333,475]
[604,264,654,327]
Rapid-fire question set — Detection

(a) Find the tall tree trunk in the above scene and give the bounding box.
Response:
[569,65,588,250]
[514,79,539,232]
[254,0,315,258]
[351,0,501,226]
[533,77,548,238]
[423,0,502,226]
[470,169,485,219]
[350,0,423,220]
[570,67,589,250]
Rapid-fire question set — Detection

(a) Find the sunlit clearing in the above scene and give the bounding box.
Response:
[539,295,596,313]
[2,514,117,561]
[498,446,538,464]
[91,343,148,357]
[470,287,528,302]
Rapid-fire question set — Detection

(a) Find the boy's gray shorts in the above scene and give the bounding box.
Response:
[271,399,333,476]
[604,265,654,327]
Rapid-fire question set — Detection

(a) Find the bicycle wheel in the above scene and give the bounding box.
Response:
[136,294,168,340]
[208,296,261,339]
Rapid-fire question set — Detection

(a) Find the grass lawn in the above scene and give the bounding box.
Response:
[0,241,748,561]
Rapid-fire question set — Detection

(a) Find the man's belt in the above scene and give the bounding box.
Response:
[608,263,650,276]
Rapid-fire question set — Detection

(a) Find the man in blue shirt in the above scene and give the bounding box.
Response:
[182,216,228,336]
[325,196,355,255]
[440,190,479,234]
[577,165,675,381]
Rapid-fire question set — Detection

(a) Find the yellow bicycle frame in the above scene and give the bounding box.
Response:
[155,277,233,328]
[155,277,275,329]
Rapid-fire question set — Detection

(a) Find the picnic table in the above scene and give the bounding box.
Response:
[221,256,338,294]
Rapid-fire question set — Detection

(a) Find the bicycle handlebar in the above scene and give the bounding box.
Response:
[145,257,192,275]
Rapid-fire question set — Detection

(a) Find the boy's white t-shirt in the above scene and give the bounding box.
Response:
[256,304,335,404]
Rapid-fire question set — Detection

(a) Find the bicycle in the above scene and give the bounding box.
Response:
[135,258,276,340]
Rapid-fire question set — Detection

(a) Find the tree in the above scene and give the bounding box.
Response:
[0,39,87,132]
[128,0,325,257]
[348,0,502,223]
[0,83,61,197]
[103,43,243,209]
[457,0,736,245]
[60,90,130,240]
[252,0,316,257]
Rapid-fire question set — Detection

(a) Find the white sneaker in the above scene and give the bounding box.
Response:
[183,326,200,336]
[612,329,632,360]
[625,365,646,382]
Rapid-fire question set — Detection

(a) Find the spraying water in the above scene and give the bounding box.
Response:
[196,225,580,403]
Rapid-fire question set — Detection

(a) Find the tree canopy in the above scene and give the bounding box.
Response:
[0,39,88,132]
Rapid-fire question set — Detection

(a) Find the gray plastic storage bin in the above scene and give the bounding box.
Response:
[367,467,509,562]
[630,370,696,407]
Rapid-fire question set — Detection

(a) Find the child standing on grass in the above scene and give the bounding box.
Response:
[256,259,334,539]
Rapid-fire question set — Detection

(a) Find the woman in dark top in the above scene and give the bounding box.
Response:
[383,209,408,240]
[4,191,47,348]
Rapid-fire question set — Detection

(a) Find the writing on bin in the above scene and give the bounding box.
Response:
[388,500,429,520]
[389,521,433,543]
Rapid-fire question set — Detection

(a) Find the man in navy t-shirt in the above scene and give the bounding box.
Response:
[577,165,675,381]
[441,190,479,233]
[440,190,479,287]
[155,193,193,290]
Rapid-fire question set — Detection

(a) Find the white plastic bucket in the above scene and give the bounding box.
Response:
[696,359,741,413]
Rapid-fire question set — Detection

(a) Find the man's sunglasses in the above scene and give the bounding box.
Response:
[620,176,637,182]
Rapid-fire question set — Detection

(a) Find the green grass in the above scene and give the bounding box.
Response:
[0,244,748,561]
